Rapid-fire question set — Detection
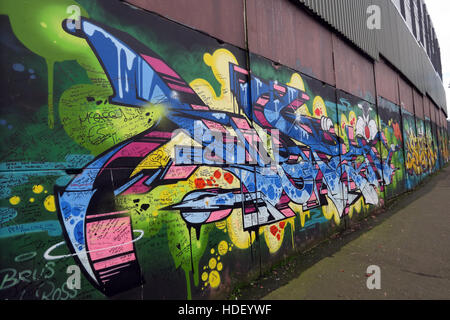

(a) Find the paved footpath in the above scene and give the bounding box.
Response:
[262,165,450,300]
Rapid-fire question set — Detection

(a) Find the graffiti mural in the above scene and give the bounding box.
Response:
[437,125,449,166]
[415,117,435,179]
[53,16,401,296]
[424,117,437,174]
[401,108,421,190]
[336,91,394,214]
[377,97,406,198]
[0,0,447,300]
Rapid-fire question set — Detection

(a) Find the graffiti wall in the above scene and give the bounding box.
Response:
[0,0,448,300]
[377,97,406,199]
[336,91,387,215]
[415,117,430,180]
[401,108,421,190]
[438,119,449,166]
[424,117,437,174]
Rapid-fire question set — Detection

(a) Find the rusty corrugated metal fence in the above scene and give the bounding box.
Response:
[295,0,446,113]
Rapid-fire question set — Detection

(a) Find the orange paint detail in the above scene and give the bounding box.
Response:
[195,178,206,189]
[224,172,234,184]
[365,126,370,139]
[315,108,322,116]
[270,225,278,236]
[393,122,402,142]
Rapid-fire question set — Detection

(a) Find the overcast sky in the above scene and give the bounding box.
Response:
[425,0,450,119]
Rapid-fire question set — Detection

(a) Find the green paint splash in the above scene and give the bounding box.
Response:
[1,0,107,129]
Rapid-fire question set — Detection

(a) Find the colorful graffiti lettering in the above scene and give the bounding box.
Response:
[46,17,400,296]
[403,115,436,178]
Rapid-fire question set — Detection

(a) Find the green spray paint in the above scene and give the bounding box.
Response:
[46,59,55,128]
[1,0,108,129]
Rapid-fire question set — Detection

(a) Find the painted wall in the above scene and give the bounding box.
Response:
[0,0,448,300]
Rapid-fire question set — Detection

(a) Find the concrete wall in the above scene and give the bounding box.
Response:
[0,0,448,300]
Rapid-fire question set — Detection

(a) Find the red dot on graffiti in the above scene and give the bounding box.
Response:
[279,221,286,229]
[206,179,213,186]
[315,108,322,116]
[194,178,206,189]
[224,172,234,184]
[270,225,278,236]
[276,234,281,241]
[214,170,221,179]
